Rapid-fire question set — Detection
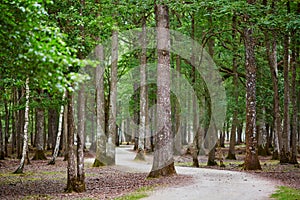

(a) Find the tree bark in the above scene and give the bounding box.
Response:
[65,90,77,192]
[289,35,298,164]
[135,16,147,160]
[4,98,10,157]
[243,0,262,170]
[237,123,243,144]
[47,107,58,150]
[148,2,176,178]
[281,31,290,164]
[0,114,4,160]
[107,29,118,165]
[12,87,17,155]
[174,55,182,155]
[265,32,281,160]
[76,85,86,192]
[63,103,68,161]
[32,106,47,160]
[49,92,66,165]
[93,45,107,167]
[190,13,200,168]
[14,77,30,174]
[227,15,238,160]
[17,89,25,158]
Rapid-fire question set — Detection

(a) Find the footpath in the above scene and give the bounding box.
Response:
[115,146,278,200]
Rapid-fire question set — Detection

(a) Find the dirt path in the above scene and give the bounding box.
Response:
[115,146,278,200]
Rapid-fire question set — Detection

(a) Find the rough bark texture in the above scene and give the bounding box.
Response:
[49,92,65,165]
[47,108,58,150]
[4,99,9,157]
[107,29,118,165]
[17,89,25,158]
[265,31,281,160]
[32,106,47,160]
[66,91,77,192]
[135,16,147,161]
[243,3,262,170]
[11,87,17,155]
[227,15,238,160]
[0,115,4,160]
[237,123,243,144]
[63,103,68,161]
[281,32,290,164]
[93,45,107,167]
[77,85,86,192]
[289,38,298,164]
[148,3,176,178]
[14,77,30,174]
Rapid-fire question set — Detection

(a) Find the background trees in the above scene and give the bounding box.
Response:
[0,0,299,191]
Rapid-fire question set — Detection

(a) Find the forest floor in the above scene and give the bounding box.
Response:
[0,145,299,199]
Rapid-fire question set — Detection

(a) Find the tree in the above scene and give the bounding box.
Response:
[0,111,4,160]
[32,90,47,160]
[76,84,86,191]
[148,2,176,178]
[14,77,30,174]
[227,14,238,160]
[107,28,118,165]
[243,0,262,170]
[93,45,107,167]
[49,92,66,165]
[135,16,147,161]
[66,90,77,192]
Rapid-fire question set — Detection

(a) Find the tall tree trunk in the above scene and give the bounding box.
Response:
[76,85,86,192]
[148,2,176,178]
[17,88,25,158]
[65,90,77,192]
[227,15,238,160]
[206,14,217,166]
[133,82,139,151]
[174,55,182,155]
[4,98,10,157]
[289,33,298,164]
[93,45,107,167]
[63,103,68,161]
[237,123,243,144]
[281,30,290,164]
[107,28,118,165]
[49,92,66,165]
[12,87,17,155]
[48,108,58,150]
[14,77,30,174]
[190,13,199,168]
[265,31,281,160]
[243,0,261,170]
[0,115,4,160]
[135,16,147,160]
[32,106,47,160]
[257,107,268,156]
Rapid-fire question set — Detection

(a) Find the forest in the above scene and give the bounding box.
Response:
[0,0,300,199]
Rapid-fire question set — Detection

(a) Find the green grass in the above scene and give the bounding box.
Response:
[271,186,300,200]
[114,186,153,200]
[21,194,52,200]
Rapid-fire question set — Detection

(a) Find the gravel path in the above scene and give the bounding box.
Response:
[115,146,278,200]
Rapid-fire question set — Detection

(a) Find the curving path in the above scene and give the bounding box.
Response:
[115,146,278,200]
